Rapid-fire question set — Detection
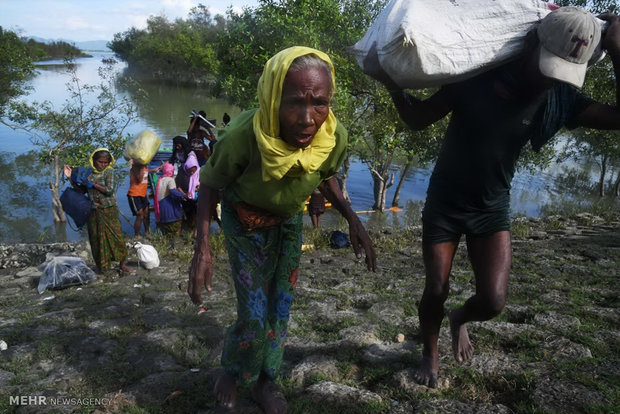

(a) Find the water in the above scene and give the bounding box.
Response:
[0,53,585,243]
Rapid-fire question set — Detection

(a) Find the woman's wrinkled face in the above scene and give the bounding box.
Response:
[279,66,331,149]
[94,155,110,171]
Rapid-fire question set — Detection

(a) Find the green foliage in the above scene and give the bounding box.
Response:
[109,10,220,84]
[24,39,90,61]
[302,226,331,249]
[540,195,620,220]
[511,218,532,239]
[214,0,386,105]
[0,26,35,115]
[554,0,618,14]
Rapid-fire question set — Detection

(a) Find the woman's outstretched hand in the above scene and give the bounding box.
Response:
[63,165,72,179]
[188,245,214,305]
[349,216,377,272]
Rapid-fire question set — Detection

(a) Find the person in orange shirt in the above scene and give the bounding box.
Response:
[127,160,161,238]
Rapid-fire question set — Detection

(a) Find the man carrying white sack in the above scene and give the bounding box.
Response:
[364,7,620,388]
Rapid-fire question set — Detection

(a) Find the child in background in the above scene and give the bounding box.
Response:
[154,162,188,236]
[127,159,161,238]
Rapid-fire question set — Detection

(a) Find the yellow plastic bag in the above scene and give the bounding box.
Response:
[124,130,162,165]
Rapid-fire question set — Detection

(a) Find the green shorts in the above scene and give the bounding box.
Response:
[422,198,510,244]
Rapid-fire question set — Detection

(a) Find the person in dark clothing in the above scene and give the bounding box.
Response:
[222,112,231,126]
[188,110,216,166]
[169,135,192,166]
[364,7,620,387]
[175,152,200,236]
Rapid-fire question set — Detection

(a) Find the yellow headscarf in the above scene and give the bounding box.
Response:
[253,46,338,181]
[89,147,115,173]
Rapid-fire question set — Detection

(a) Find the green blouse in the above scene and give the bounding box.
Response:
[87,168,117,209]
[200,109,348,217]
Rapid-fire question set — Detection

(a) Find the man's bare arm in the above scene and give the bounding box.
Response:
[362,43,452,130]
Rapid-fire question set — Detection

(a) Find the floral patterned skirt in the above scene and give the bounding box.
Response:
[220,201,302,386]
[87,205,128,270]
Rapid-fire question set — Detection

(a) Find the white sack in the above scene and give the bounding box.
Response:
[352,0,557,89]
[134,242,160,270]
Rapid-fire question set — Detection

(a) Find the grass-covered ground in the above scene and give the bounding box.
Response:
[0,204,618,413]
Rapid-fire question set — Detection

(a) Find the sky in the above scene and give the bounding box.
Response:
[0,0,259,42]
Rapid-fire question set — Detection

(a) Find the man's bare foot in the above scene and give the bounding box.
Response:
[251,375,287,414]
[214,373,237,409]
[449,310,474,362]
[412,352,438,388]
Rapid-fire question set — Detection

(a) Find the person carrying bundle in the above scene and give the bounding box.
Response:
[364,7,620,387]
[187,109,216,166]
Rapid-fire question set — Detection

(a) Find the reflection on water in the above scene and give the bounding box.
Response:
[0,152,66,242]
[120,77,243,143]
[0,53,609,243]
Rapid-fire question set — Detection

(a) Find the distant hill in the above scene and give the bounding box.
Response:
[73,40,110,52]
[28,37,110,52]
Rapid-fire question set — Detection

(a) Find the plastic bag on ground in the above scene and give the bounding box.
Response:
[124,129,162,165]
[37,255,97,294]
[352,0,561,89]
[134,242,160,269]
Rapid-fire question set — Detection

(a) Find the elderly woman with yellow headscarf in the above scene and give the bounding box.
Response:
[64,148,134,275]
[188,47,376,413]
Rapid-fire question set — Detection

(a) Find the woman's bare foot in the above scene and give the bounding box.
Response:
[251,375,287,414]
[412,351,438,388]
[214,373,237,409]
[119,262,136,275]
[449,310,474,362]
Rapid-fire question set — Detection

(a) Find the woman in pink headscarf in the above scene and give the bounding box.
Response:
[176,152,201,235]
[154,162,188,236]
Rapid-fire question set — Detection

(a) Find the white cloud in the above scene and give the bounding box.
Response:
[128,15,150,31]
[62,17,92,31]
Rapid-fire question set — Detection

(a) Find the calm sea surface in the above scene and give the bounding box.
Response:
[0,52,575,243]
